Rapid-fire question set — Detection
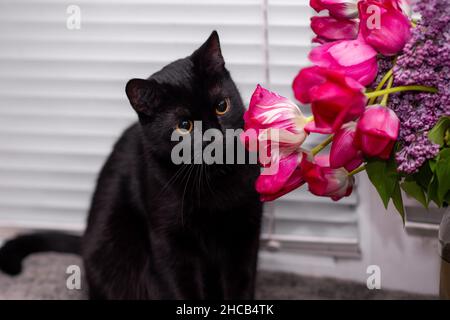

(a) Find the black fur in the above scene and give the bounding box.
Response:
[0,31,263,299]
[0,232,80,275]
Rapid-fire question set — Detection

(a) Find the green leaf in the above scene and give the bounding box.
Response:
[435,148,450,204]
[366,157,398,208]
[401,180,428,208]
[414,160,434,190]
[427,174,442,207]
[365,146,407,220]
[429,159,437,172]
[437,148,450,159]
[391,183,405,223]
[428,116,450,146]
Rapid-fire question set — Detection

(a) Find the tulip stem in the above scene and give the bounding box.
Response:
[368,68,394,105]
[348,165,366,176]
[380,75,394,106]
[311,135,333,156]
[365,85,438,99]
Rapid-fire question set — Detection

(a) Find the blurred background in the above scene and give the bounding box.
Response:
[0,0,442,297]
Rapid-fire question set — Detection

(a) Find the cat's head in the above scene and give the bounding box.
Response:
[125,31,245,166]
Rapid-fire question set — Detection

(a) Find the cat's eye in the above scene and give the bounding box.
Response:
[176,119,193,134]
[215,98,230,115]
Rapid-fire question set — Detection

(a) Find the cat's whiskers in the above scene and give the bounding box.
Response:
[153,164,189,201]
[195,164,204,207]
[204,164,218,202]
[179,150,203,225]
[153,146,204,201]
[192,165,199,207]
[199,164,205,206]
[180,164,196,227]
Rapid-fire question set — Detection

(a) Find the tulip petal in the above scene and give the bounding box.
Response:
[330,123,364,171]
[257,152,306,201]
[358,0,411,56]
[304,162,354,201]
[260,169,305,201]
[246,84,305,133]
[308,80,365,133]
[256,152,300,192]
[355,105,400,160]
[310,16,359,42]
[327,39,378,66]
[309,39,378,85]
[294,67,366,134]
[310,0,359,19]
[292,66,328,104]
[242,85,310,167]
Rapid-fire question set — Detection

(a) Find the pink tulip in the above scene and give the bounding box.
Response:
[330,122,363,171]
[302,154,354,201]
[354,105,400,160]
[310,0,359,19]
[292,66,328,104]
[358,0,411,56]
[292,66,366,134]
[256,151,306,201]
[242,85,310,165]
[311,16,359,43]
[244,85,308,133]
[308,36,378,86]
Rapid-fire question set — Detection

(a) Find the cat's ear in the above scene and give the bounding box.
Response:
[125,78,159,116]
[192,30,225,74]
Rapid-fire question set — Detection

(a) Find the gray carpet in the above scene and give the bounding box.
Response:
[0,253,437,300]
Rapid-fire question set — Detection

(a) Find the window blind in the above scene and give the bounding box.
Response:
[404,197,441,236]
[0,0,360,257]
[261,0,360,257]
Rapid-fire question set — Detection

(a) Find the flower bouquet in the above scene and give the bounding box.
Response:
[242,0,449,221]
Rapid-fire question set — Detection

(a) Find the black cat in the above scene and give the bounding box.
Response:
[0,31,263,300]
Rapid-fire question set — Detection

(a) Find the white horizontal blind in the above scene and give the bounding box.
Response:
[0,0,266,230]
[261,0,360,257]
[0,0,360,256]
[404,196,442,236]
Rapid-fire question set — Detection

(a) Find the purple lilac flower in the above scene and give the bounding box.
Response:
[388,0,450,174]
